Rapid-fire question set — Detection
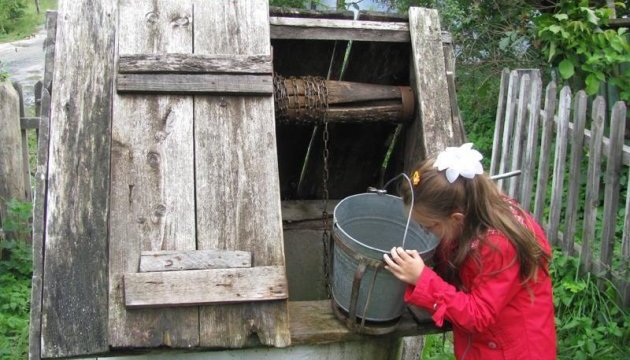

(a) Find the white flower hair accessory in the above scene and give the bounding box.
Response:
[434,143,484,183]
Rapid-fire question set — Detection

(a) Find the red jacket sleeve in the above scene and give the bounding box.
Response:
[404,234,523,333]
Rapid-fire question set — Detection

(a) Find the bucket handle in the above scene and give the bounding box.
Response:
[368,173,414,248]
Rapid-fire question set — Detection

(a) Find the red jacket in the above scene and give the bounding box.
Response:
[405,212,556,359]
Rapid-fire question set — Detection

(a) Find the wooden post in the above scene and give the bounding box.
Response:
[547,86,571,245]
[12,82,32,203]
[0,82,27,227]
[497,70,519,191]
[490,69,510,176]
[562,91,587,254]
[580,97,606,273]
[533,81,557,222]
[600,102,626,275]
[507,74,530,199]
[40,0,116,356]
[29,11,57,360]
[519,75,542,211]
[405,7,458,170]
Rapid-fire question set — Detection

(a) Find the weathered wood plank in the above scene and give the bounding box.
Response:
[621,170,630,305]
[12,81,32,202]
[29,13,56,359]
[490,69,510,176]
[563,91,587,254]
[581,97,606,272]
[124,266,288,308]
[533,81,557,222]
[600,102,626,274]
[40,0,115,357]
[29,92,50,360]
[139,250,252,272]
[270,16,410,42]
[42,11,57,93]
[507,74,530,199]
[118,53,272,74]
[288,301,440,345]
[405,7,455,164]
[497,70,519,191]
[117,73,273,95]
[0,82,26,224]
[443,41,465,144]
[282,200,340,223]
[519,76,542,211]
[194,0,290,348]
[109,0,198,349]
[20,117,41,129]
[547,86,571,245]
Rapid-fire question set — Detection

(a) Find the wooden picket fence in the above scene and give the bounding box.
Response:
[490,68,629,306]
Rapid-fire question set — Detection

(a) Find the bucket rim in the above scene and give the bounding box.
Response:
[333,192,437,255]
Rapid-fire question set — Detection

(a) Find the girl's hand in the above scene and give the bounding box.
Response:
[383,247,425,285]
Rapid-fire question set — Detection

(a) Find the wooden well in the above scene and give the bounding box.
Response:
[30,2,463,359]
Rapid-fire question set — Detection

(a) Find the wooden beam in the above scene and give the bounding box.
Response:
[117,73,273,95]
[20,117,40,129]
[124,266,288,308]
[405,8,456,169]
[139,250,252,272]
[288,301,443,345]
[270,16,411,42]
[118,54,272,74]
[41,0,115,356]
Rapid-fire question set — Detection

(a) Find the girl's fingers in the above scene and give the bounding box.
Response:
[406,249,420,259]
[383,254,400,270]
[396,247,411,260]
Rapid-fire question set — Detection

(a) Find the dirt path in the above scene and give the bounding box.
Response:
[0,26,46,113]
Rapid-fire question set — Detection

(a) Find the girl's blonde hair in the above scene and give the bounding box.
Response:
[401,158,550,288]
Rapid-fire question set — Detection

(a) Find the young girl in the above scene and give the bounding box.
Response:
[384,143,556,360]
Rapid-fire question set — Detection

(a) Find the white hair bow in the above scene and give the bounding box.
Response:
[434,143,484,183]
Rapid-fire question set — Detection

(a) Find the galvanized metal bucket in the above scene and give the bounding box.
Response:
[331,192,438,326]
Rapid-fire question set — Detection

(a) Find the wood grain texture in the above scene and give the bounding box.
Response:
[621,169,630,305]
[533,82,557,222]
[117,73,273,95]
[563,91,587,254]
[0,82,26,224]
[118,53,272,74]
[109,0,198,348]
[270,16,410,42]
[139,250,252,272]
[600,102,626,274]
[406,7,455,165]
[29,14,56,359]
[13,82,33,202]
[490,69,510,176]
[194,0,290,348]
[40,0,115,357]
[497,70,519,191]
[581,97,606,272]
[547,86,571,245]
[519,76,542,211]
[288,301,440,345]
[507,74,530,199]
[20,117,40,129]
[124,266,288,308]
[29,89,51,360]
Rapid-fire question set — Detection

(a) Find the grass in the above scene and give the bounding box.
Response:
[0,0,58,43]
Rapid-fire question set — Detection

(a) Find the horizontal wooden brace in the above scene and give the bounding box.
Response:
[270,16,410,42]
[139,250,252,272]
[118,54,273,74]
[116,74,273,95]
[269,16,452,43]
[21,117,41,129]
[124,266,288,308]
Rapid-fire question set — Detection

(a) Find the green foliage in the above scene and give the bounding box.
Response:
[0,199,33,360]
[534,0,630,101]
[269,0,311,8]
[0,0,57,42]
[422,332,455,360]
[550,248,630,360]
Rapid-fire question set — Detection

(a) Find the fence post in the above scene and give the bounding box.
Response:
[0,82,27,229]
[12,82,33,202]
